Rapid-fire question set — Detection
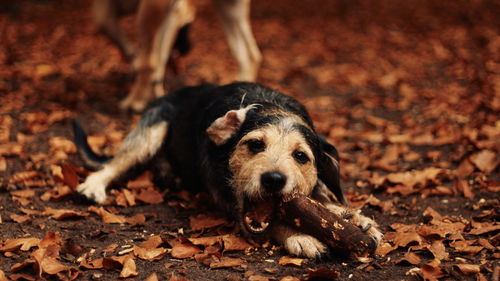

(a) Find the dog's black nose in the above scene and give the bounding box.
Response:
[261,171,287,192]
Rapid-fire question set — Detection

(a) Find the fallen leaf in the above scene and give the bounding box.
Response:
[133,246,168,261]
[189,214,228,231]
[140,236,164,249]
[306,267,339,280]
[248,275,270,281]
[222,235,252,251]
[119,254,138,278]
[88,206,144,224]
[0,270,7,281]
[395,251,421,265]
[469,150,497,173]
[279,256,305,267]
[0,238,41,252]
[134,188,164,204]
[454,180,474,198]
[145,272,159,281]
[453,264,480,275]
[171,243,201,259]
[168,275,191,281]
[280,276,301,281]
[10,213,30,223]
[43,207,89,220]
[48,136,76,154]
[209,256,244,268]
[9,171,42,184]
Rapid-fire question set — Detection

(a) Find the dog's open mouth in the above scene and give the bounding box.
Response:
[243,198,275,234]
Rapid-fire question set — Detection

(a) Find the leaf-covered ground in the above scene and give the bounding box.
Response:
[0,0,499,280]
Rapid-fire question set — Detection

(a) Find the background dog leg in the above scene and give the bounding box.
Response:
[214,0,262,82]
[78,120,168,203]
[121,0,194,112]
[92,0,136,61]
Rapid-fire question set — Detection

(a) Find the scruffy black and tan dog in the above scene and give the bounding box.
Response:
[73,82,382,258]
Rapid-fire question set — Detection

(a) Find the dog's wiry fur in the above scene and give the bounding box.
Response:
[74,82,382,258]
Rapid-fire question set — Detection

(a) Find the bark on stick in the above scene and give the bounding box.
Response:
[278,195,376,257]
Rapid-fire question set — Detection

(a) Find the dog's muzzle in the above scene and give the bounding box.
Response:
[242,171,286,234]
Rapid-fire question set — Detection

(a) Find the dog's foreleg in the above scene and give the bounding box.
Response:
[92,0,136,61]
[271,223,327,259]
[78,114,168,203]
[214,0,262,82]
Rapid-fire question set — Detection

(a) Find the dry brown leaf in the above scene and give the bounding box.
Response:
[395,251,421,265]
[43,207,89,220]
[454,180,474,198]
[168,275,191,281]
[9,171,42,184]
[450,240,483,254]
[48,136,76,154]
[41,185,74,201]
[455,158,475,178]
[171,243,201,259]
[0,142,23,156]
[469,150,497,174]
[469,221,500,235]
[453,264,480,275]
[140,236,164,249]
[10,213,30,223]
[0,270,7,281]
[189,214,228,231]
[280,277,301,281]
[88,206,144,225]
[375,241,397,256]
[0,238,41,252]
[306,267,339,280]
[134,188,164,204]
[420,259,445,281]
[279,256,305,267]
[393,231,423,247]
[127,171,154,189]
[248,275,270,281]
[222,235,252,251]
[145,272,159,281]
[209,256,244,268]
[188,236,221,247]
[120,255,138,278]
[0,157,6,172]
[133,246,168,261]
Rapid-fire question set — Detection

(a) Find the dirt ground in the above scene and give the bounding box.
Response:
[0,0,499,280]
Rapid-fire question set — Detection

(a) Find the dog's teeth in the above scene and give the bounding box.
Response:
[261,222,269,230]
[245,216,252,225]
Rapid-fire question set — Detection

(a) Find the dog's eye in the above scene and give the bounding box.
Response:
[293,150,310,164]
[245,139,265,154]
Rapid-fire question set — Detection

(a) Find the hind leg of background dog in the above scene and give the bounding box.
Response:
[312,182,383,245]
[92,0,136,61]
[214,0,262,81]
[78,120,168,203]
[121,0,195,112]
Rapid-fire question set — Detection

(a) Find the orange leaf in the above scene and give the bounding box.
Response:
[0,238,41,252]
[454,264,480,275]
[278,256,305,267]
[209,257,244,268]
[43,207,89,220]
[469,150,497,174]
[171,243,201,259]
[189,214,227,231]
[133,246,168,261]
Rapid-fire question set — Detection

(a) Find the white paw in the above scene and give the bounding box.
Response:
[284,234,327,258]
[77,175,108,204]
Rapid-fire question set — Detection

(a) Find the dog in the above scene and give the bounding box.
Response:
[73,82,382,258]
[92,0,262,112]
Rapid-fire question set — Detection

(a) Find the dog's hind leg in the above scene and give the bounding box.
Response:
[78,107,169,203]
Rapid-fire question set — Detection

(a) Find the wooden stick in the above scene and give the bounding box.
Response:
[278,195,376,257]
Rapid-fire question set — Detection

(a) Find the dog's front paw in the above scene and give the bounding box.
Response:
[284,233,327,258]
[77,176,107,204]
[343,211,383,247]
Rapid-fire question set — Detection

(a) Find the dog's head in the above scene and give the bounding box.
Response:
[206,104,346,235]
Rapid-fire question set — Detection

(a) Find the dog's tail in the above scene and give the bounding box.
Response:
[71,119,111,170]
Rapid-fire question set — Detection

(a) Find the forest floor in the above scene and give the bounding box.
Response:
[0,0,498,280]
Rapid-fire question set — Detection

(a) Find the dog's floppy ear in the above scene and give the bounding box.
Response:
[317,135,348,206]
[206,104,255,146]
